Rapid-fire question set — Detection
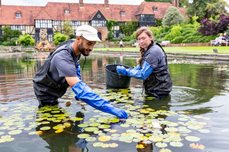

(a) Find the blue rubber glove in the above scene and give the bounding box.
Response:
[116,62,153,80]
[116,66,128,76]
[72,81,128,119]
[76,63,81,80]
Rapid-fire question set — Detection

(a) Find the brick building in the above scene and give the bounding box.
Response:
[0,0,185,42]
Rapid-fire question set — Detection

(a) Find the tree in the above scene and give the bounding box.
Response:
[186,0,228,21]
[199,14,229,35]
[1,26,21,46]
[205,0,228,19]
[2,26,21,41]
[162,6,185,26]
[63,21,74,39]
[120,21,138,37]
[216,14,229,33]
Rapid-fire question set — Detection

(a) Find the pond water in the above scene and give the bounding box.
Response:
[0,52,229,152]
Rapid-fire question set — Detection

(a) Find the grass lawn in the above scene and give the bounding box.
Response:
[94,46,229,54]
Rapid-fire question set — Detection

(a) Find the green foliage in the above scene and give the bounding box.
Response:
[63,21,74,39]
[149,21,217,43]
[164,25,182,41]
[120,21,138,37]
[106,20,118,40]
[53,32,68,45]
[107,31,114,41]
[2,38,17,46]
[1,26,21,46]
[162,6,185,26]
[154,19,162,26]
[150,26,162,38]
[205,0,228,19]
[123,33,135,42]
[186,0,227,21]
[106,20,117,31]
[17,34,35,46]
[171,36,184,43]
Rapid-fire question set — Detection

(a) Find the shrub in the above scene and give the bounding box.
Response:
[182,36,197,43]
[171,36,184,43]
[163,25,182,41]
[2,38,17,46]
[18,34,35,46]
[53,32,68,46]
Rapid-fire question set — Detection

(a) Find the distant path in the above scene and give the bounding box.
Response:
[93,50,229,63]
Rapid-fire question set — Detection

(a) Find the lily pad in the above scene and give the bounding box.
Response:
[98,124,110,129]
[159,148,172,152]
[77,133,90,139]
[185,135,200,142]
[98,135,111,142]
[8,130,22,135]
[155,142,167,148]
[84,127,99,132]
[170,141,183,147]
[40,126,51,131]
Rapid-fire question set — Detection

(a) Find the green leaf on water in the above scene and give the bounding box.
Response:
[77,133,90,139]
[40,126,51,131]
[84,127,99,132]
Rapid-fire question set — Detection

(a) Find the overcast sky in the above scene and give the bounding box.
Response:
[1,0,229,11]
[1,0,144,6]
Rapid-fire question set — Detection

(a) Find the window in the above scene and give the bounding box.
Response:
[11,25,25,31]
[112,26,120,30]
[35,20,52,28]
[15,12,22,18]
[64,9,70,15]
[91,20,106,27]
[72,21,81,26]
[120,11,125,16]
[152,6,158,12]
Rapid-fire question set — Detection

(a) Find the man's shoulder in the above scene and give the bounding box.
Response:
[51,48,72,64]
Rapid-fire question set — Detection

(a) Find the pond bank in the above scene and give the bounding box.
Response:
[93,50,229,62]
[1,48,229,63]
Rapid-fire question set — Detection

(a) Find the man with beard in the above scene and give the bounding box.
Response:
[33,25,128,119]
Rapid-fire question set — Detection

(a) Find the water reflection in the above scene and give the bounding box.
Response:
[35,106,87,152]
[0,53,229,152]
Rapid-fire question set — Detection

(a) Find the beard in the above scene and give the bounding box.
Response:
[78,43,91,56]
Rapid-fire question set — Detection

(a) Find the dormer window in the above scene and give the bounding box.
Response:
[120,11,125,16]
[64,9,70,15]
[152,6,158,12]
[15,12,22,18]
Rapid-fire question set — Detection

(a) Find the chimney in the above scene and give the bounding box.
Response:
[104,0,109,8]
[79,0,84,7]
[172,0,179,7]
